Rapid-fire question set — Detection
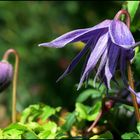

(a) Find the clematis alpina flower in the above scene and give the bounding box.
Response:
[39,10,140,97]
[0,61,13,92]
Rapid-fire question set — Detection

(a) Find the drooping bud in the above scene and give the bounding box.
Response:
[0,60,13,92]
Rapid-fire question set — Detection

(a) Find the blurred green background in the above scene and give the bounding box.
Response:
[0,1,139,127]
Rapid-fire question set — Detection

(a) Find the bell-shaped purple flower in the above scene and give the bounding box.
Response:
[39,12,140,97]
[0,61,13,92]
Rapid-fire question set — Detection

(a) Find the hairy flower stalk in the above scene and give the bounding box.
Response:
[2,49,19,123]
[114,9,140,122]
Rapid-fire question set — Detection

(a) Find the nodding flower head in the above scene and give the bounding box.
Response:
[39,10,140,97]
[0,61,13,92]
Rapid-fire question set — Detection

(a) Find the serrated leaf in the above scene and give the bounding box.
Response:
[127,1,139,22]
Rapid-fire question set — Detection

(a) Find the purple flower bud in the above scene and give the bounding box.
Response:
[0,61,13,92]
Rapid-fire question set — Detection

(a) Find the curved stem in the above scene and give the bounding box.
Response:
[2,49,19,123]
[114,9,130,28]
[87,110,103,132]
[127,61,140,121]
[115,9,140,122]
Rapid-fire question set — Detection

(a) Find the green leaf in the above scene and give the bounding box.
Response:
[77,89,101,102]
[75,102,101,121]
[38,122,57,139]
[20,104,61,123]
[3,123,27,132]
[0,129,3,139]
[42,121,57,133]
[88,80,106,93]
[87,101,101,121]
[38,131,52,139]
[20,108,31,124]
[127,1,139,22]
[90,131,113,139]
[20,104,42,123]
[3,129,23,139]
[75,102,88,119]
[122,104,134,112]
[23,131,39,139]
[137,123,140,134]
[40,106,56,122]
[40,106,61,122]
[3,123,27,139]
[55,131,68,139]
[121,132,140,139]
[25,122,43,133]
[62,112,77,131]
[3,123,39,139]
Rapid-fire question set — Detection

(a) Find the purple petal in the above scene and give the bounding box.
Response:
[105,43,120,89]
[93,47,108,87]
[80,52,91,88]
[109,20,135,49]
[56,38,92,82]
[77,32,109,90]
[39,20,111,48]
[98,67,108,89]
[120,49,127,85]
[127,48,134,60]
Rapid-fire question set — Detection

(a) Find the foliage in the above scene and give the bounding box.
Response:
[0,79,139,139]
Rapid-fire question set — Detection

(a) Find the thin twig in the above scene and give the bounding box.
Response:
[87,110,103,132]
[3,49,19,123]
[127,61,140,122]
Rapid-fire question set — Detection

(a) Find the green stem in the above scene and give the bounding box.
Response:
[2,49,19,123]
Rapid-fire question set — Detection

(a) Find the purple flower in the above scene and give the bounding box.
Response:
[0,61,13,92]
[39,13,140,97]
